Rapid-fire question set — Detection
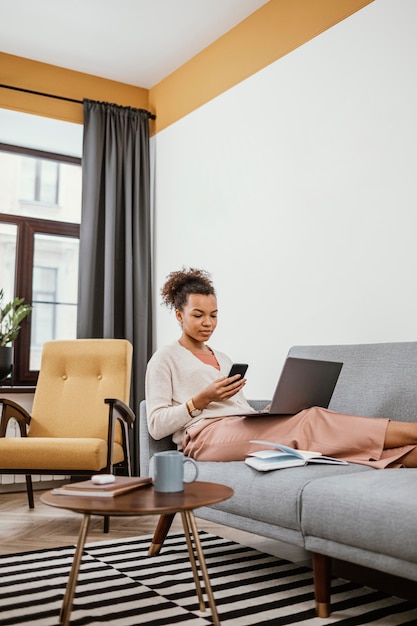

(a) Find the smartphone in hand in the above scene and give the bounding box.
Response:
[227,363,248,384]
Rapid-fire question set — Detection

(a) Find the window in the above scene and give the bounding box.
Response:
[0,143,81,385]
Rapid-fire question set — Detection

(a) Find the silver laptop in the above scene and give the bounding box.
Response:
[239,356,343,417]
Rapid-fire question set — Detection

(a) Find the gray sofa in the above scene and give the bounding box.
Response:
[139,341,417,617]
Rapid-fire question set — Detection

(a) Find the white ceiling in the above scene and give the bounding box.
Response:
[0,0,269,89]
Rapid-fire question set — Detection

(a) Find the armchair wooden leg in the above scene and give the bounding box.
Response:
[26,475,34,509]
[312,552,331,618]
[148,513,176,556]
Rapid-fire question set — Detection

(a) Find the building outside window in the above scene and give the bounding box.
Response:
[19,157,60,204]
[0,144,81,385]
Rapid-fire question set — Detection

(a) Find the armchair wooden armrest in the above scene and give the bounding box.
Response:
[105,398,135,426]
[0,397,31,437]
[105,398,136,475]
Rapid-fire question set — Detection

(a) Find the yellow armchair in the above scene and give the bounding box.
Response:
[0,339,135,508]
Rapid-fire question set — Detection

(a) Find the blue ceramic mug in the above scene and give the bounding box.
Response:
[153,450,199,493]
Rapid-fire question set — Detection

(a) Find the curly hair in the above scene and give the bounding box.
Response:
[161,267,216,310]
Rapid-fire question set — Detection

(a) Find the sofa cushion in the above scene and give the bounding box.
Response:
[186,460,371,534]
[301,469,417,579]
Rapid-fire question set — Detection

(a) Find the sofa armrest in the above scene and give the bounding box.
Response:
[138,398,270,476]
[139,400,175,476]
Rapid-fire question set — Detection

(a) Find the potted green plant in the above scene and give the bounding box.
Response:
[0,289,32,382]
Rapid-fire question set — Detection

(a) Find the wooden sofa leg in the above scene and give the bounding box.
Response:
[312,552,331,618]
[26,475,34,509]
[148,513,176,556]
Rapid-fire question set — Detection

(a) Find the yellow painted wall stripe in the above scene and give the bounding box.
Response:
[0,0,373,133]
[0,52,148,124]
[149,0,373,133]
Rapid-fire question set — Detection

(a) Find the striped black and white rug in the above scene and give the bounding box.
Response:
[1,532,417,625]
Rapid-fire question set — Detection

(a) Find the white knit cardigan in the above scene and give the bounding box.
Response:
[145,341,254,445]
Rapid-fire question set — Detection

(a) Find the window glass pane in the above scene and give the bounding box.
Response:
[30,234,79,370]
[32,267,57,345]
[39,160,59,204]
[0,151,81,223]
[19,157,37,202]
[0,223,17,302]
[57,161,81,223]
[0,151,20,215]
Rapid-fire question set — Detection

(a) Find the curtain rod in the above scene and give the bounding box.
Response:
[0,83,156,119]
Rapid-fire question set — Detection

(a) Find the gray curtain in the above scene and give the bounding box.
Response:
[78,99,153,475]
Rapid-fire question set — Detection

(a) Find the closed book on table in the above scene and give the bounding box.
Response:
[52,476,152,497]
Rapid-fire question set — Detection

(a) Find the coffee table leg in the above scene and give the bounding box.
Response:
[180,512,206,612]
[60,513,90,625]
[183,510,221,626]
[148,513,176,556]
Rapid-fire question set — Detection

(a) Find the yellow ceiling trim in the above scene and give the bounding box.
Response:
[0,52,148,124]
[149,0,374,134]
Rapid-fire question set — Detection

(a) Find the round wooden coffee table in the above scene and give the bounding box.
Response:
[41,481,233,626]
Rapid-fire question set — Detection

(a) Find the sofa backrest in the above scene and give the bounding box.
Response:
[289,342,417,423]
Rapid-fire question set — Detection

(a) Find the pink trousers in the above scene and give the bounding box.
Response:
[182,407,415,468]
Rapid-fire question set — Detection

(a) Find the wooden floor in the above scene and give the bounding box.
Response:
[0,486,306,562]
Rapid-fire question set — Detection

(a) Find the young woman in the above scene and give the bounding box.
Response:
[145,268,417,468]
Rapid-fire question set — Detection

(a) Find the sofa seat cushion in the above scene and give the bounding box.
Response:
[0,438,125,470]
[301,469,417,574]
[185,459,371,532]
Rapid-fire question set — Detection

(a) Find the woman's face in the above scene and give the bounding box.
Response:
[176,293,218,344]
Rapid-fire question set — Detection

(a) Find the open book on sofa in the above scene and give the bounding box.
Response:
[245,440,349,471]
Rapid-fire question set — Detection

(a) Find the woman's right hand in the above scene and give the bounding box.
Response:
[192,374,246,410]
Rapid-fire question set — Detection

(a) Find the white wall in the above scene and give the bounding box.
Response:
[152,0,417,399]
